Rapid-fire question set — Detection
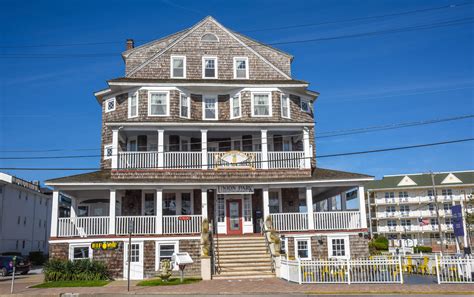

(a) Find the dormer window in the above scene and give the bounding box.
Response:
[234,57,248,79]
[201,33,219,42]
[171,56,186,78]
[203,57,217,79]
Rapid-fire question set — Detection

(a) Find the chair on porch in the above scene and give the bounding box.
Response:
[402,256,415,274]
[417,256,430,275]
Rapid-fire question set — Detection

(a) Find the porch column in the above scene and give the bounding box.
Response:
[358,186,368,228]
[261,130,268,169]
[109,189,116,234]
[262,187,270,221]
[341,192,347,211]
[303,127,311,169]
[201,189,208,220]
[70,197,78,218]
[306,186,315,230]
[111,129,119,169]
[156,188,163,234]
[158,129,164,169]
[50,190,59,237]
[201,130,208,170]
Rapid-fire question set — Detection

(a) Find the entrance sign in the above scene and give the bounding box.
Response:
[217,185,254,195]
[451,205,464,237]
[91,241,119,250]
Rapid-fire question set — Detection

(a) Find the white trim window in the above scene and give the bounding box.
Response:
[69,244,92,261]
[252,92,272,117]
[230,93,241,119]
[300,99,311,113]
[155,240,179,270]
[328,235,350,259]
[171,56,186,78]
[148,91,169,116]
[280,93,290,119]
[128,92,138,118]
[295,238,311,260]
[203,96,218,120]
[180,93,190,118]
[105,98,116,113]
[233,57,249,79]
[202,57,218,79]
[104,144,113,160]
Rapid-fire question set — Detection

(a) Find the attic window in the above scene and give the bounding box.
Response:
[201,33,219,42]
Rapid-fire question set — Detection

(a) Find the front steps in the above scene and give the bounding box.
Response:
[213,235,275,279]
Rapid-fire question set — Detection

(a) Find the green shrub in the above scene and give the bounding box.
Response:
[29,251,46,265]
[43,259,109,282]
[369,236,388,251]
[414,246,432,253]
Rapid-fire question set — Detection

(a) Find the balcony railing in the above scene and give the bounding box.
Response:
[270,213,308,231]
[117,151,306,170]
[57,217,109,237]
[116,216,156,235]
[269,211,362,232]
[162,215,202,234]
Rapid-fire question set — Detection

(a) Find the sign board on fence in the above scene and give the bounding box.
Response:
[178,216,191,221]
[451,205,464,236]
[91,241,119,250]
[217,185,254,195]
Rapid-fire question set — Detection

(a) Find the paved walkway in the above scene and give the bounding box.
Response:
[1,276,474,296]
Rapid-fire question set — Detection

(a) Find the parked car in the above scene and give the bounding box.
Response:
[0,256,30,276]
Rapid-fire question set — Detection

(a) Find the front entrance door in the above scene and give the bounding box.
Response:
[123,242,144,280]
[226,199,243,235]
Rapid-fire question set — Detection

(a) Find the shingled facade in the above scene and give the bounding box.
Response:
[46,17,372,280]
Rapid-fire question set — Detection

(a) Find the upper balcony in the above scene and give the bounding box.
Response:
[107,127,313,172]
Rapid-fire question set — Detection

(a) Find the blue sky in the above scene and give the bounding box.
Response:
[0,0,473,183]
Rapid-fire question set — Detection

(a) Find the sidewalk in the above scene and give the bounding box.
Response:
[1,277,474,296]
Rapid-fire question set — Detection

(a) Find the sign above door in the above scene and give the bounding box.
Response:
[217,185,254,195]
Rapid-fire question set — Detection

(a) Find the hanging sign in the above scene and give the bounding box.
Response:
[178,216,191,221]
[91,241,119,250]
[451,205,464,237]
[217,185,254,195]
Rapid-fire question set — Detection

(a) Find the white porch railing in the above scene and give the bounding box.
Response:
[118,151,158,169]
[57,217,109,237]
[269,213,308,231]
[164,152,201,169]
[267,151,305,169]
[162,215,202,234]
[313,211,361,230]
[116,216,156,235]
[280,257,403,284]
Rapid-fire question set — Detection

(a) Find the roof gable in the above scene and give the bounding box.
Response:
[397,175,417,186]
[126,16,291,79]
[441,173,463,184]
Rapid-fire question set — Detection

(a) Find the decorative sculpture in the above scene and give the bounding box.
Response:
[201,218,211,257]
[159,259,172,281]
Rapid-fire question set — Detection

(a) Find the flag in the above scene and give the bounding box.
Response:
[418,218,429,226]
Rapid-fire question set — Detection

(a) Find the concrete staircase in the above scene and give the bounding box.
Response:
[213,235,275,279]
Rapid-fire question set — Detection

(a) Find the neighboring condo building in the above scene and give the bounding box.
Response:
[366,170,473,250]
[45,16,373,280]
[0,172,52,255]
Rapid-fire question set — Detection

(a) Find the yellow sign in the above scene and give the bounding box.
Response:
[91,241,119,250]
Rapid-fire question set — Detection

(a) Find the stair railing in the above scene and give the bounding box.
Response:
[210,219,221,275]
[260,218,276,273]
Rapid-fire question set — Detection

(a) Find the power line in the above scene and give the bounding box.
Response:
[0,137,472,167]
[1,17,473,59]
[2,2,470,49]
[1,114,472,153]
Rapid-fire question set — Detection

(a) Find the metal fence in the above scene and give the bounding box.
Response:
[280,256,403,284]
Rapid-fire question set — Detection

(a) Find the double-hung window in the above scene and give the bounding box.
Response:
[203,96,218,120]
[180,93,190,118]
[230,94,241,118]
[234,57,248,79]
[281,94,290,118]
[128,92,138,118]
[295,238,311,260]
[171,56,186,78]
[149,91,169,116]
[203,57,217,78]
[252,92,271,116]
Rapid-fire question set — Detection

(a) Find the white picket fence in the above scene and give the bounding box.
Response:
[436,255,474,283]
[280,257,403,284]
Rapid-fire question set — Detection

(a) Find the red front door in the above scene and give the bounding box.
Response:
[226,199,243,235]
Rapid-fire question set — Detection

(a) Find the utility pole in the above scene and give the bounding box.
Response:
[430,171,444,253]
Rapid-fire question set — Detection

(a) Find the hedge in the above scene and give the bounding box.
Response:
[43,259,109,282]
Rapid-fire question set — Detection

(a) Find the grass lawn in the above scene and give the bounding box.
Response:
[137,277,201,286]
[31,280,110,288]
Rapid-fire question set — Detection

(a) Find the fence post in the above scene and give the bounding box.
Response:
[398,255,404,284]
[347,258,351,285]
[435,255,441,284]
[298,259,302,284]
